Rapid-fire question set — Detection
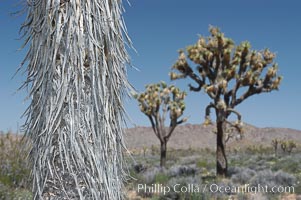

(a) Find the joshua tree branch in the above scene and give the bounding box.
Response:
[187,72,204,88]
[226,108,242,121]
[148,115,160,140]
[225,120,241,133]
[177,118,186,125]
[209,92,216,99]
[223,126,235,144]
[228,81,241,107]
[205,103,216,118]
[166,118,177,141]
[234,84,271,107]
[162,102,168,127]
[205,66,216,83]
[153,114,163,142]
[189,83,202,92]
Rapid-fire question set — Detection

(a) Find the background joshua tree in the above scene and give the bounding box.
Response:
[170,26,282,176]
[20,0,131,199]
[207,118,243,147]
[280,139,297,155]
[134,82,187,167]
[272,138,280,156]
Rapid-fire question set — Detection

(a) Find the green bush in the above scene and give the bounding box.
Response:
[154,173,170,184]
[196,160,207,168]
[0,132,32,197]
[0,183,32,200]
[272,158,301,174]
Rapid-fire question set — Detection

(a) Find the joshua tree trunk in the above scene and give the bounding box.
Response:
[20,0,131,199]
[216,120,227,176]
[160,140,167,167]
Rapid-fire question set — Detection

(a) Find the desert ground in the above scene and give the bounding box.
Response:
[1,124,301,199]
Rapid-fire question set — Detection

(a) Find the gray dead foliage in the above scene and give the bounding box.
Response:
[20,0,132,199]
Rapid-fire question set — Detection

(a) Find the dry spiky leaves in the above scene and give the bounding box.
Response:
[20,0,132,199]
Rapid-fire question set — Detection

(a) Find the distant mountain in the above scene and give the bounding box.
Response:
[124,123,301,150]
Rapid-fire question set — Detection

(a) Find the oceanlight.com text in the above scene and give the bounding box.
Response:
[137,183,295,195]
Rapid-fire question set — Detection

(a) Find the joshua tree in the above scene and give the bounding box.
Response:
[272,138,280,156]
[20,0,131,199]
[286,140,297,154]
[280,140,297,154]
[280,140,288,153]
[170,26,282,176]
[134,82,187,167]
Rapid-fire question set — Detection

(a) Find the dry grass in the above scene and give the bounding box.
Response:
[0,132,32,199]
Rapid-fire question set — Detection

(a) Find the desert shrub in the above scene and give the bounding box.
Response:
[236,193,249,200]
[145,154,161,166]
[179,155,201,165]
[151,145,160,156]
[159,192,205,200]
[250,169,296,192]
[167,175,201,188]
[207,169,216,177]
[196,160,207,169]
[166,154,179,167]
[245,145,272,155]
[136,187,154,199]
[215,180,238,195]
[0,133,30,188]
[294,174,301,194]
[280,140,297,154]
[164,176,203,200]
[128,167,142,181]
[158,191,181,200]
[130,166,164,198]
[248,158,269,171]
[0,133,32,198]
[231,167,256,184]
[228,153,252,167]
[154,173,170,184]
[131,167,170,198]
[168,164,197,177]
[196,159,215,172]
[0,183,32,200]
[263,154,277,162]
[272,158,301,174]
[274,170,296,186]
[227,166,241,177]
[142,167,164,184]
[250,169,276,188]
[142,146,148,158]
[132,163,146,173]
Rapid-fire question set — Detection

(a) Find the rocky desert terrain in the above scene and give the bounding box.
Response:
[124,123,301,150]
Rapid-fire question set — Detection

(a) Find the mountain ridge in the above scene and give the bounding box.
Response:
[124,123,301,150]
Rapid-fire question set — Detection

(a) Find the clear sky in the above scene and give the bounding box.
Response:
[0,0,301,132]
